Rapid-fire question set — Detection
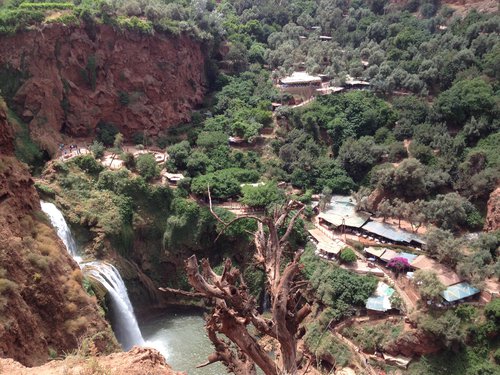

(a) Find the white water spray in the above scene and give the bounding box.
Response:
[84,262,145,350]
[40,201,78,258]
[40,200,145,350]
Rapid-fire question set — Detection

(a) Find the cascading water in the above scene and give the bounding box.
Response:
[85,262,145,350]
[40,201,79,258]
[40,200,145,350]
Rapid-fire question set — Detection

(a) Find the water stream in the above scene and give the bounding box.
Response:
[40,201,145,351]
[41,201,232,372]
[140,310,226,375]
[85,262,145,350]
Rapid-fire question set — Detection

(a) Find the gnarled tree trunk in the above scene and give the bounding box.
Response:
[177,199,311,375]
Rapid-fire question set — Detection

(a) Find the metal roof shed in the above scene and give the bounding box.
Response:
[441,282,480,302]
[398,252,418,263]
[365,247,387,259]
[380,249,399,262]
[366,282,395,312]
[361,221,414,243]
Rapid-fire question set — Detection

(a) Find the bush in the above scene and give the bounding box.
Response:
[96,122,118,146]
[122,152,135,170]
[34,182,55,198]
[72,155,103,175]
[339,248,357,263]
[116,16,154,34]
[136,153,159,181]
[90,141,105,159]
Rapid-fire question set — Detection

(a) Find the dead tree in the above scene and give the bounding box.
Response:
[182,194,312,375]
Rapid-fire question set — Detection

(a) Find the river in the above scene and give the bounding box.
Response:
[140,310,226,375]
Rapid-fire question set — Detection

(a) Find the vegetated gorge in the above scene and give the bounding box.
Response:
[0,0,499,373]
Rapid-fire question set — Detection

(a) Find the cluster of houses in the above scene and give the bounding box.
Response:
[309,195,497,313]
[365,247,481,308]
[317,196,426,249]
[277,71,370,101]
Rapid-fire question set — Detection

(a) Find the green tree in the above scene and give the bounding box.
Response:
[434,78,495,126]
[196,131,228,149]
[372,158,428,199]
[167,141,191,170]
[240,182,285,208]
[136,153,159,181]
[413,270,446,302]
[339,248,357,264]
[338,137,382,182]
[191,170,241,200]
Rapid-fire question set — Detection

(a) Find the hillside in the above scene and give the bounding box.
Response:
[0,99,117,365]
[0,0,498,374]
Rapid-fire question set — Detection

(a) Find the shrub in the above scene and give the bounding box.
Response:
[0,277,18,294]
[89,141,105,159]
[27,253,49,270]
[96,122,118,146]
[122,152,135,170]
[34,182,56,198]
[339,248,357,263]
[118,91,129,106]
[72,155,103,175]
[116,16,154,34]
[484,299,500,324]
[304,319,352,367]
[19,2,74,10]
[64,316,88,335]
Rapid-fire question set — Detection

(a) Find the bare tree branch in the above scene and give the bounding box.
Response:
[167,199,311,375]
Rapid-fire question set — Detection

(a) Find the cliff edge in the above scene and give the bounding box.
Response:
[0,346,185,375]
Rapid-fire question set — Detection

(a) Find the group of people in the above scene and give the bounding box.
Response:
[59,143,81,158]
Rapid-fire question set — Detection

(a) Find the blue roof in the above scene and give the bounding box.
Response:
[366,296,391,311]
[398,252,418,263]
[320,196,370,228]
[361,221,424,244]
[441,282,480,302]
[366,282,395,311]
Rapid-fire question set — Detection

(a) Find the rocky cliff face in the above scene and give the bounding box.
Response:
[0,101,115,366]
[0,23,206,153]
[484,187,500,232]
[0,346,185,375]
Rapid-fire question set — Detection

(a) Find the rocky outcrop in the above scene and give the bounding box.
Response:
[0,23,206,153]
[0,99,14,155]
[0,105,115,366]
[383,329,442,357]
[484,187,500,232]
[0,346,185,375]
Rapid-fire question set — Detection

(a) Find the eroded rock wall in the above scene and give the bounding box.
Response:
[0,102,115,366]
[0,23,206,153]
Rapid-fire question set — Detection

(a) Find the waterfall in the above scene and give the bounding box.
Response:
[84,262,145,350]
[40,200,145,351]
[40,201,78,258]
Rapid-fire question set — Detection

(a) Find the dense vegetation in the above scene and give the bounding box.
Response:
[5,0,499,373]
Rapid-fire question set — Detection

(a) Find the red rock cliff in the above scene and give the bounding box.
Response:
[0,101,115,366]
[484,187,500,232]
[0,23,206,153]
